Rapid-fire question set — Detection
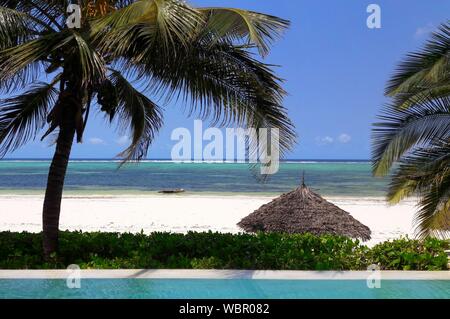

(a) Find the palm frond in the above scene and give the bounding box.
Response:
[372,95,450,176]
[90,0,155,34]
[71,32,107,86]
[152,0,202,48]
[415,172,450,238]
[1,0,67,31]
[0,81,58,156]
[385,140,450,238]
[392,81,450,109]
[92,0,202,51]
[387,139,450,202]
[117,36,295,157]
[199,7,289,57]
[0,30,72,93]
[0,6,38,50]
[386,22,449,99]
[108,71,163,161]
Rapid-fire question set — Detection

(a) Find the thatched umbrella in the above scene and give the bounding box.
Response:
[238,180,371,241]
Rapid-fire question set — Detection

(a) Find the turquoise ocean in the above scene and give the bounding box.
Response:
[0,160,388,197]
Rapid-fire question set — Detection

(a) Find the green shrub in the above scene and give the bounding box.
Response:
[191,257,223,269]
[367,237,449,270]
[0,231,447,270]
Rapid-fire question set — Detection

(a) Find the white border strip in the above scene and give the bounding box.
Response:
[0,270,449,280]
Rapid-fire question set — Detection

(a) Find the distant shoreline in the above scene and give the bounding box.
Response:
[0,193,418,206]
[0,190,396,199]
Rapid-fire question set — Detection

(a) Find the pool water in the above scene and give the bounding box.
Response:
[0,279,449,299]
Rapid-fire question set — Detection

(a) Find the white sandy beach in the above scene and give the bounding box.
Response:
[0,194,419,246]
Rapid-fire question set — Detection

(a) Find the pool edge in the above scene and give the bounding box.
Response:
[0,269,449,280]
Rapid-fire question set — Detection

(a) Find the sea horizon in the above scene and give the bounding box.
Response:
[0,158,371,163]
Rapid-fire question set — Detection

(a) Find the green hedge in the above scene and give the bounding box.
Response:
[0,231,448,270]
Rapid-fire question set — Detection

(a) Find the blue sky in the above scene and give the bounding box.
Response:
[6,0,450,159]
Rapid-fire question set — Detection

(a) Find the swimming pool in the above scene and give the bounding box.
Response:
[1,269,449,299]
[0,278,449,299]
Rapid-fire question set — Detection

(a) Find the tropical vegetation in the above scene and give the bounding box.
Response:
[0,0,296,257]
[372,22,450,238]
[0,231,448,270]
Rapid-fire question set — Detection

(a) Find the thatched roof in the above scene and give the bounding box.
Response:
[238,184,371,241]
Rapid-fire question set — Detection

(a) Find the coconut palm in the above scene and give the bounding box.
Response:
[372,22,450,238]
[0,0,296,257]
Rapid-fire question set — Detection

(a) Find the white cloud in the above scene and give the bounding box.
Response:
[315,136,334,146]
[88,137,105,145]
[338,133,351,144]
[415,23,434,38]
[115,135,130,145]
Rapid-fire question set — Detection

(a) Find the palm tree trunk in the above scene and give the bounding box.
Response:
[42,97,77,258]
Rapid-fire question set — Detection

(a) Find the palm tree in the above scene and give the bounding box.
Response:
[372,22,450,238]
[0,0,296,257]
